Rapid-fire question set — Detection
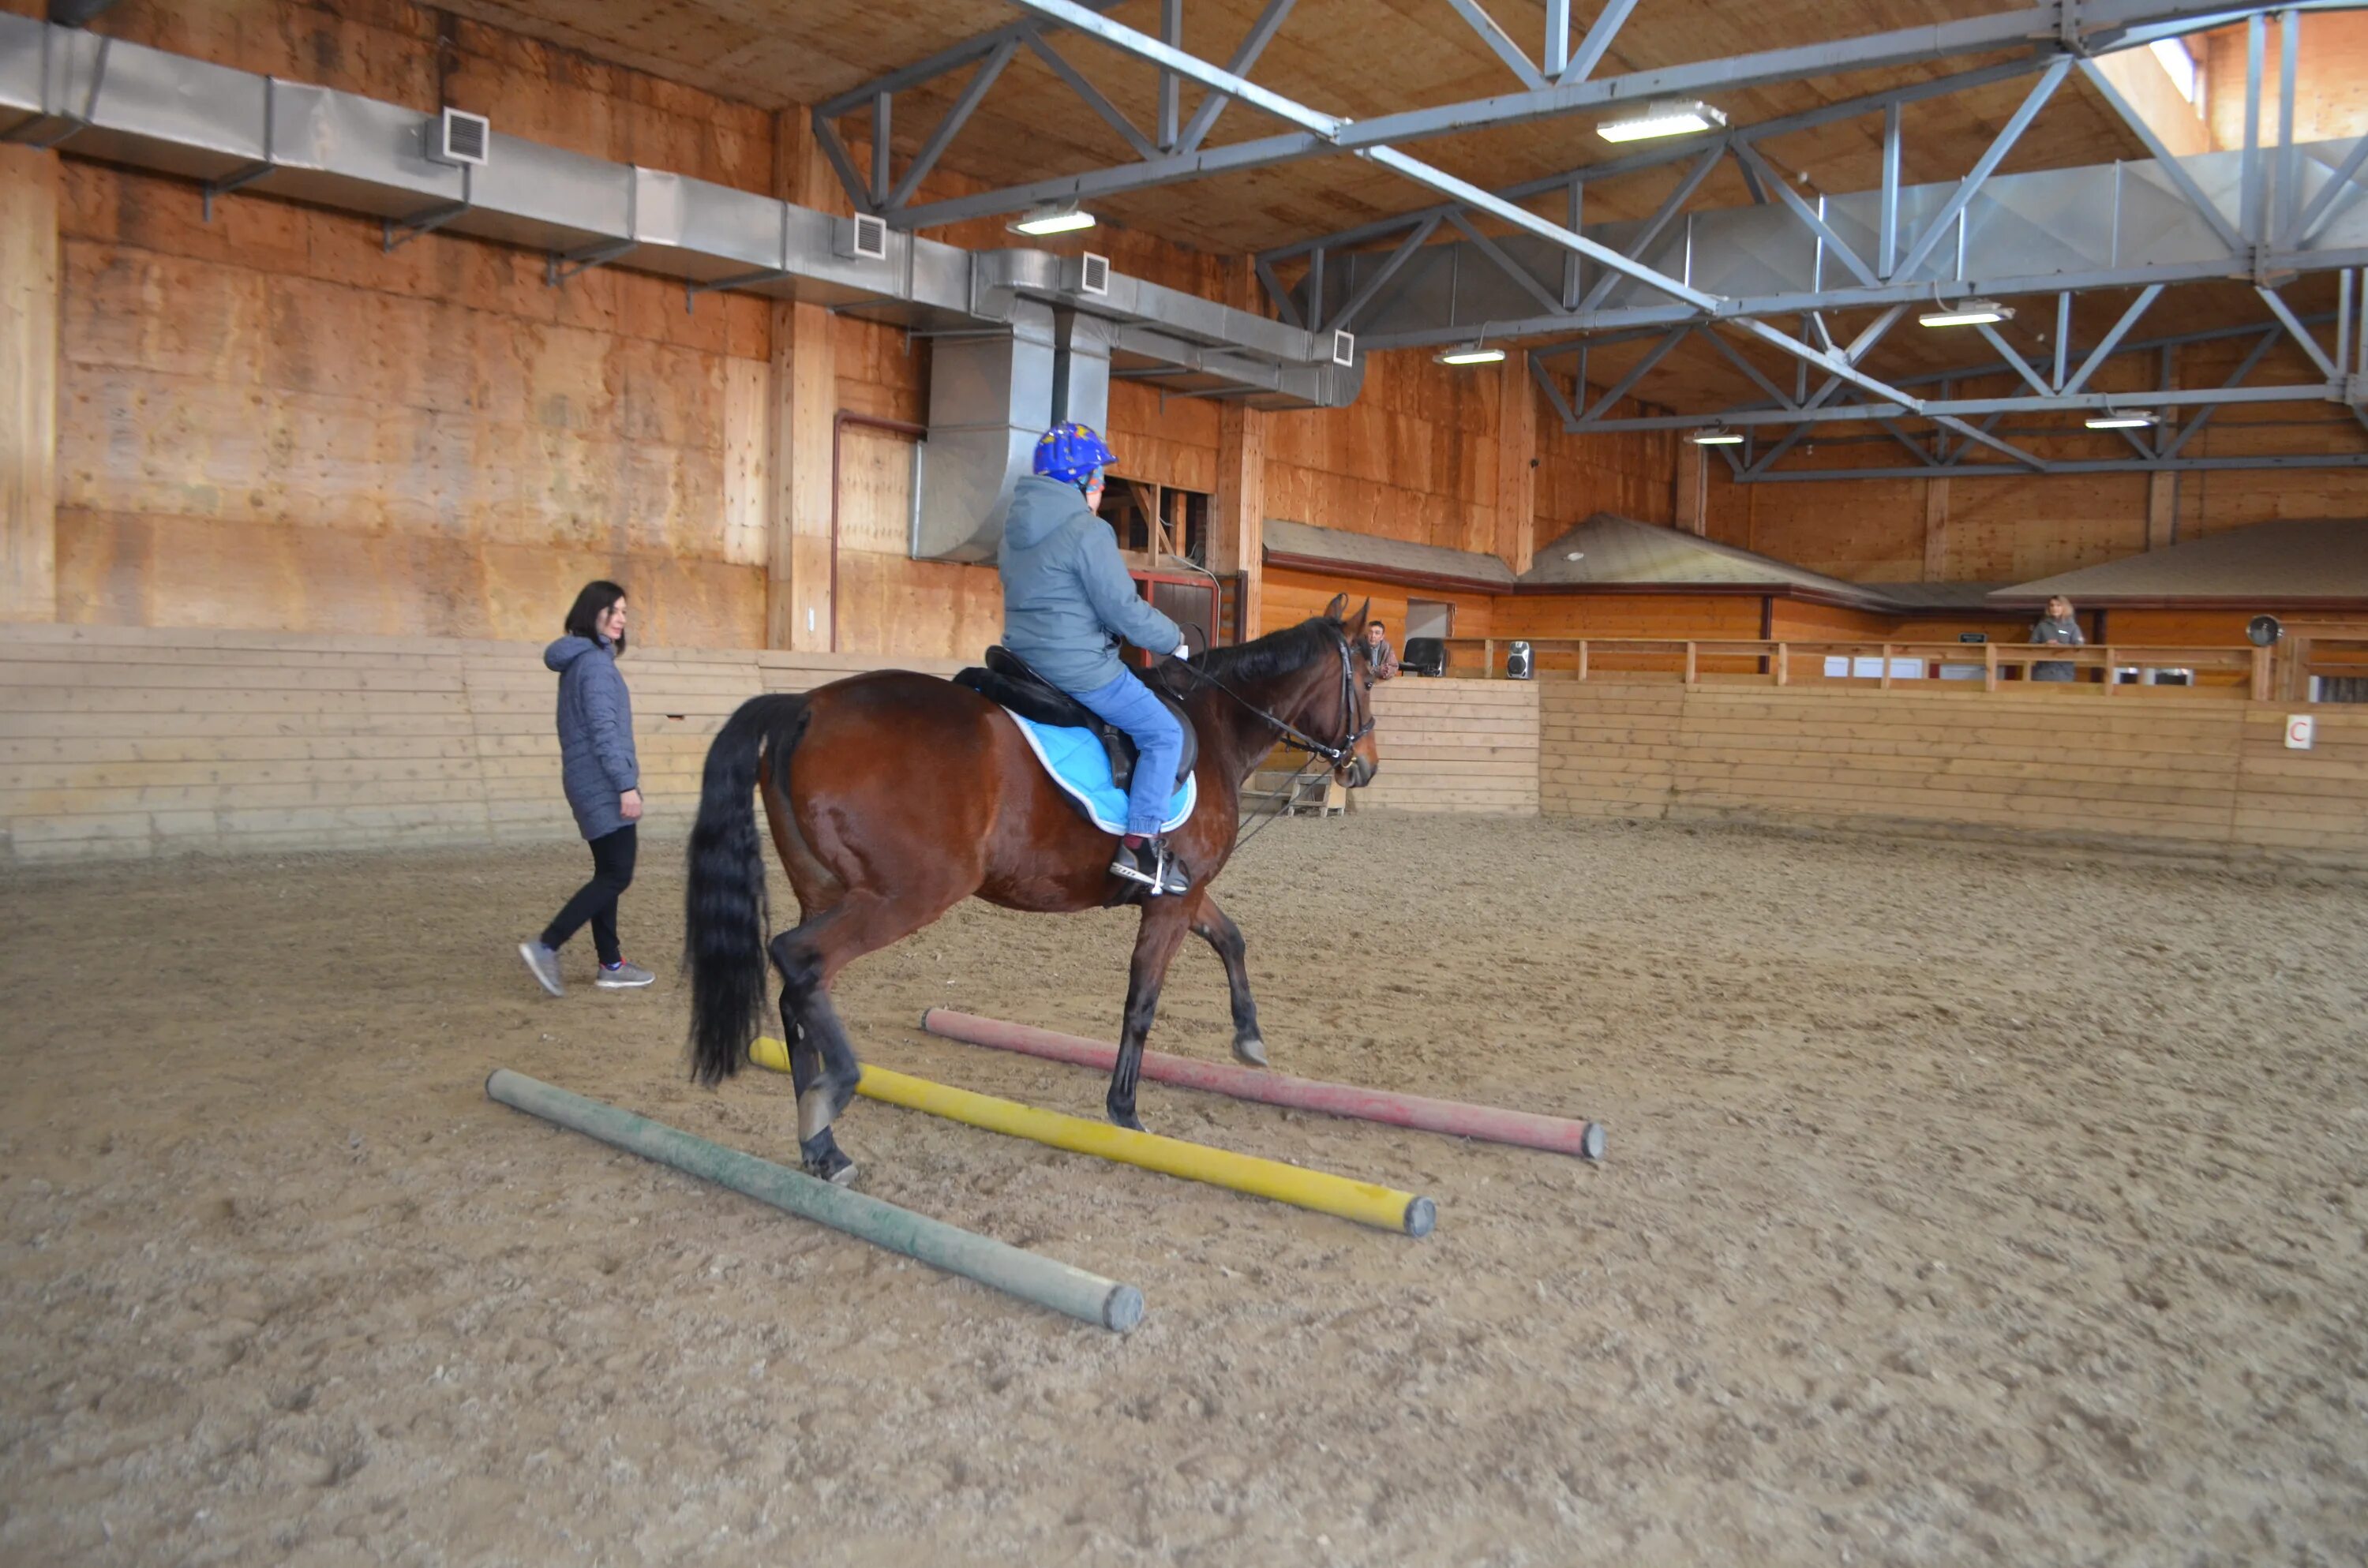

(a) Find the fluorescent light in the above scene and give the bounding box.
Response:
[2085,410,2158,429]
[1435,345,1506,366]
[1596,99,1729,143]
[1918,300,2013,327]
[1688,428,1745,445]
[1009,203,1096,236]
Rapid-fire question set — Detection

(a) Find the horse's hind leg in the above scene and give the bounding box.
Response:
[770,956,857,1185]
[1189,892,1267,1068]
[772,886,968,1143]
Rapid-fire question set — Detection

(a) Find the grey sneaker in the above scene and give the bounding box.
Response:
[519,941,564,997]
[594,960,655,990]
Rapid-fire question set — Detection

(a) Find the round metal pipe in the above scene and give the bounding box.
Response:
[485,1068,1144,1332]
[919,1009,1606,1162]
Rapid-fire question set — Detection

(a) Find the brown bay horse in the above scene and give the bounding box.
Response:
[683,596,1381,1183]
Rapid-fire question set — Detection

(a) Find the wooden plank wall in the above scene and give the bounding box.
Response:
[1258,567,1497,640]
[0,623,959,863]
[1540,679,2368,865]
[1354,677,1539,816]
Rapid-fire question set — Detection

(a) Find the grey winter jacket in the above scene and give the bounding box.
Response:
[997,473,1184,692]
[546,635,639,840]
[2029,613,2085,683]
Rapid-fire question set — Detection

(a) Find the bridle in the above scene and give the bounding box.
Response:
[1171,623,1373,766]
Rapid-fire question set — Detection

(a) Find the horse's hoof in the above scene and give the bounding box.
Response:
[1231,1034,1269,1068]
[1108,1107,1146,1133]
[801,1134,857,1188]
[797,1070,858,1143]
[804,1150,859,1187]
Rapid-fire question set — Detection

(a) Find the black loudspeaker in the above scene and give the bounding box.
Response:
[1402,637,1447,676]
[1505,640,1534,679]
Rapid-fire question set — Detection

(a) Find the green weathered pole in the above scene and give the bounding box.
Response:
[485,1070,1144,1332]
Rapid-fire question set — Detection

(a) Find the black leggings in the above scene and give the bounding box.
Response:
[541,825,635,965]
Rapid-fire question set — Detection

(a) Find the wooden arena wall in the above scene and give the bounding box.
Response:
[0,624,1544,859]
[1538,680,2368,866]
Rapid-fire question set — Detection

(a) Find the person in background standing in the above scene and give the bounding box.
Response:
[2029,593,2085,683]
[519,581,654,995]
[1362,619,1402,681]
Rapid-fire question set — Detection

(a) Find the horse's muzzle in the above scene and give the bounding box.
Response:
[1342,756,1376,789]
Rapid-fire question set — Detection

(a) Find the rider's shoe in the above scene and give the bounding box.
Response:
[1109,836,1190,896]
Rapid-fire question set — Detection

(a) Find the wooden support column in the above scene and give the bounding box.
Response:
[1212,402,1266,641]
[1673,435,1707,537]
[0,145,58,623]
[2146,471,2178,551]
[768,111,837,651]
[1494,350,1538,571]
[1922,476,1950,579]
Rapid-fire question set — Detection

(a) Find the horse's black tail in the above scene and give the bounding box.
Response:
[684,693,810,1087]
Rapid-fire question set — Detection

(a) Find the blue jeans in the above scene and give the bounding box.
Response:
[1070,668,1185,838]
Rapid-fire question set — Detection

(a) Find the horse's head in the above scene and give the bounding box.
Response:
[1321,594,1381,790]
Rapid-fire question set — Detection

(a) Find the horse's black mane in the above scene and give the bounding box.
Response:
[1152,616,1341,698]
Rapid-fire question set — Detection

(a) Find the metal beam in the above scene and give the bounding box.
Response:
[1446,211,1568,316]
[1894,58,2070,281]
[1261,54,2054,264]
[1976,321,2056,399]
[1737,453,2368,480]
[885,41,1017,210]
[819,2,1125,113]
[1545,0,1572,79]
[1737,142,1878,288]
[1176,0,1298,152]
[1328,215,1444,331]
[1573,144,1724,314]
[901,1,2259,232]
[1576,327,1692,422]
[2292,133,2368,247]
[2060,283,2164,395]
[1561,0,1639,84]
[1557,380,2347,431]
[1002,0,1343,137]
[2257,285,2341,379]
[2160,327,2283,457]
[1025,33,1159,160]
[2076,56,2246,255]
[1158,0,1183,148]
[1441,0,1548,89]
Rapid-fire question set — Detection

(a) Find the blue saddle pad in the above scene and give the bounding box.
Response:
[1004,710,1196,836]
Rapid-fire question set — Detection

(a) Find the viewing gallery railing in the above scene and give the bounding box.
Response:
[1438,638,2279,699]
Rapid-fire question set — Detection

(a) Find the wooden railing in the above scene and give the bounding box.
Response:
[1439,638,2275,700]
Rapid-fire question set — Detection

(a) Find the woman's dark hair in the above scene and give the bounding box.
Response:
[564,580,628,654]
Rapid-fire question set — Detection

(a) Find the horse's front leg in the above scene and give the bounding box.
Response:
[1108,896,1194,1132]
[1189,891,1267,1067]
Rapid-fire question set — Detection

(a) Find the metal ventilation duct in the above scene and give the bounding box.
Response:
[0,13,1362,560]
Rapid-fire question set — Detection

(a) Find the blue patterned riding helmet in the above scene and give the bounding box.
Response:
[1032,421,1118,488]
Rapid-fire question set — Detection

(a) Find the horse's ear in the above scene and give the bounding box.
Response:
[1323,592,1348,623]
[1351,597,1372,631]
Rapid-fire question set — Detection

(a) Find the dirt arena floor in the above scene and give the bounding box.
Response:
[4,812,2366,1566]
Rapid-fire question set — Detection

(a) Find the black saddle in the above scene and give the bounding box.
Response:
[954,646,1197,796]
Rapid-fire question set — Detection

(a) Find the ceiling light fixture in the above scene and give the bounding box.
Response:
[1009,201,1096,236]
[1918,299,2014,327]
[2084,410,2159,429]
[1596,98,1729,143]
[1688,428,1745,445]
[1436,344,1507,366]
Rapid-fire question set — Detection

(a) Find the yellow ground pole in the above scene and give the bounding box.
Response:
[749,1039,1434,1237]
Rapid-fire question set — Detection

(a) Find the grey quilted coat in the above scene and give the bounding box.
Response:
[545,634,639,840]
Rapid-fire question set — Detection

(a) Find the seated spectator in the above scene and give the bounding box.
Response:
[2029,594,2085,683]
[1362,619,1402,680]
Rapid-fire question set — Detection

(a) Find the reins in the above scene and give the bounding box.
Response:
[1167,624,1373,851]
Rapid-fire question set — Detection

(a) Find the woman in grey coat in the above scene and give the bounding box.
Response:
[518,581,653,995]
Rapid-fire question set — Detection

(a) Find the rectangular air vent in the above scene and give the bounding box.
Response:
[1329,329,1355,367]
[836,212,888,262]
[429,107,489,167]
[1078,252,1111,297]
